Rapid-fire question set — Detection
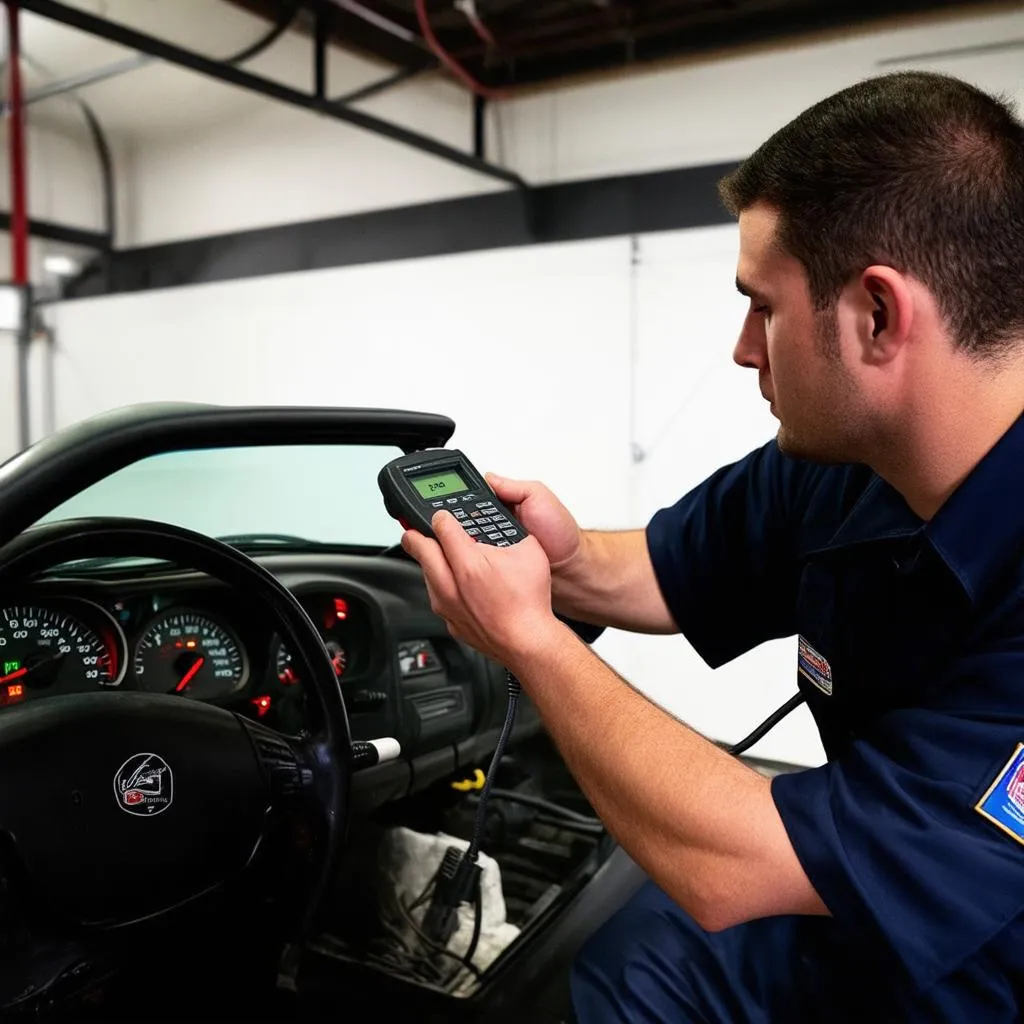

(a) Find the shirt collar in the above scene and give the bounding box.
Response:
[814,473,923,554]
[925,411,1024,605]
[811,412,1024,605]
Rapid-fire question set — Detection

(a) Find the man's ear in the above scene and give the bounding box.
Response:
[856,265,914,365]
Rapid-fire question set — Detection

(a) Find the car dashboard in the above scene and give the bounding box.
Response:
[0,549,538,810]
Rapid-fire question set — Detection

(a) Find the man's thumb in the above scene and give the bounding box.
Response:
[486,472,529,505]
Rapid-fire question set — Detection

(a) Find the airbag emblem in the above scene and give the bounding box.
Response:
[114,752,174,816]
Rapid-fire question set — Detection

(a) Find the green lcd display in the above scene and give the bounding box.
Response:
[411,470,468,499]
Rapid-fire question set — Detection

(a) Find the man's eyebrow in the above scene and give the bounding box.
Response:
[735,277,766,301]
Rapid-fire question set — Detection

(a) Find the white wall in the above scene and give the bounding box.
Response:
[43,224,818,765]
[501,5,1024,183]
[121,5,1024,244]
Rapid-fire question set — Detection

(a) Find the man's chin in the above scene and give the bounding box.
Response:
[774,425,848,465]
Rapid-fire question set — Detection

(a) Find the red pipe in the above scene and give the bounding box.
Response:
[5,0,28,285]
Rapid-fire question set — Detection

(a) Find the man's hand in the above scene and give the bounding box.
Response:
[401,509,569,667]
[484,473,582,572]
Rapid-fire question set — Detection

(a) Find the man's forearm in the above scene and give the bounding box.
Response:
[551,529,678,634]
[506,625,827,930]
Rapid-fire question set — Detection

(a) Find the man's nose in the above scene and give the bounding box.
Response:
[732,314,767,371]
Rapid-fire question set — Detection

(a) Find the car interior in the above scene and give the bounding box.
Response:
[0,403,647,1023]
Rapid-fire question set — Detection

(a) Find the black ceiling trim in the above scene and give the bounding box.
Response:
[0,213,110,251]
[62,160,740,301]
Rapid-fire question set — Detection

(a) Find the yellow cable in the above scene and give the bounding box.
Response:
[450,768,486,791]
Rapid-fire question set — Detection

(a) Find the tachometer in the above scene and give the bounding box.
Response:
[276,639,345,685]
[0,604,122,705]
[133,609,247,700]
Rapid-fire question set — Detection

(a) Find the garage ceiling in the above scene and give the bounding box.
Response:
[226,0,1008,91]
[5,0,1017,143]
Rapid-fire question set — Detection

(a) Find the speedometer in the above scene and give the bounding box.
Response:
[0,604,122,705]
[133,609,248,700]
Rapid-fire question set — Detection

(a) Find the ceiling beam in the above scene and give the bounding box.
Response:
[18,0,526,190]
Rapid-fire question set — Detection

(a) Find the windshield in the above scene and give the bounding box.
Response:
[38,444,406,549]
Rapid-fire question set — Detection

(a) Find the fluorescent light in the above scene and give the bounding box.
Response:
[0,285,24,331]
[43,254,80,277]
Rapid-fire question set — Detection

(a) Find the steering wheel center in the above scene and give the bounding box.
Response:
[0,691,272,925]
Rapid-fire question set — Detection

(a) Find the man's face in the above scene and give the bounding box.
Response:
[732,203,869,463]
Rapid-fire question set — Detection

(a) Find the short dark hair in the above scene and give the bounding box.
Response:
[718,71,1024,355]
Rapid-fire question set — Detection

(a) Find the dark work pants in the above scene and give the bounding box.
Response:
[570,881,872,1023]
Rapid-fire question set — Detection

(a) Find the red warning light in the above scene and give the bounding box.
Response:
[251,695,272,718]
[7,683,24,699]
[333,598,348,621]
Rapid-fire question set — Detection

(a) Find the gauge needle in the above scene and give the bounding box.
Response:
[175,657,204,693]
[0,653,65,685]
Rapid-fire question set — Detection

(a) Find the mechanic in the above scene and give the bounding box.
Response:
[400,70,1024,1022]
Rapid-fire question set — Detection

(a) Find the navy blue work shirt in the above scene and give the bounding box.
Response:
[646,412,1024,1020]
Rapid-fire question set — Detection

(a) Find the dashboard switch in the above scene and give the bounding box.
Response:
[397,640,441,677]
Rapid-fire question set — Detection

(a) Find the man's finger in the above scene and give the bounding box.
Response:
[402,528,460,609]
[432,510,484,566]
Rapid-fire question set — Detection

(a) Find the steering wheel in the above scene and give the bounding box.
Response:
[0,517,351,1013]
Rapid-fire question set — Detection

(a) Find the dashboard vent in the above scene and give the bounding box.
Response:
[411,689,463,721]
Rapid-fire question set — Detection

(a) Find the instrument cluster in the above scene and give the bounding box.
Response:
[0,589,371,731]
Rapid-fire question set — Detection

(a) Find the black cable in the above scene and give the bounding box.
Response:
[409,876,436,912]
[397,894,483,980]
[466,671,521,863]
[533,813,604,836]
[10,53,116,247]
[221,0,303,65]
[480,788,602,827]
[78,100,115,247]
[463,870,483,969]
[726,692,806,757]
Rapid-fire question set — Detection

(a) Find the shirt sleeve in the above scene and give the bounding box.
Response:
[645,440,822,667]
[772,641,1024,991]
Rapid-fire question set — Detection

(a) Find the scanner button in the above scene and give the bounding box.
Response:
[503,529,518,537]
[431,501,444,508]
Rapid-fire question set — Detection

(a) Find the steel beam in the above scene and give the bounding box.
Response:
[314,1,327,100]
[0,212,109,249]
[332,65,422,106]
[473,94,485,160]
[25,53,154,104]
[19,0,526,189]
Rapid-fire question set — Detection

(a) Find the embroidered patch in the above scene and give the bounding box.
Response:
[975,744,1024,847]
[797,636,833,696]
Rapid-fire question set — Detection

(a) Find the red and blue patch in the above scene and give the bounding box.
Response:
[798,635,833,696]
[976,743,1024,847]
